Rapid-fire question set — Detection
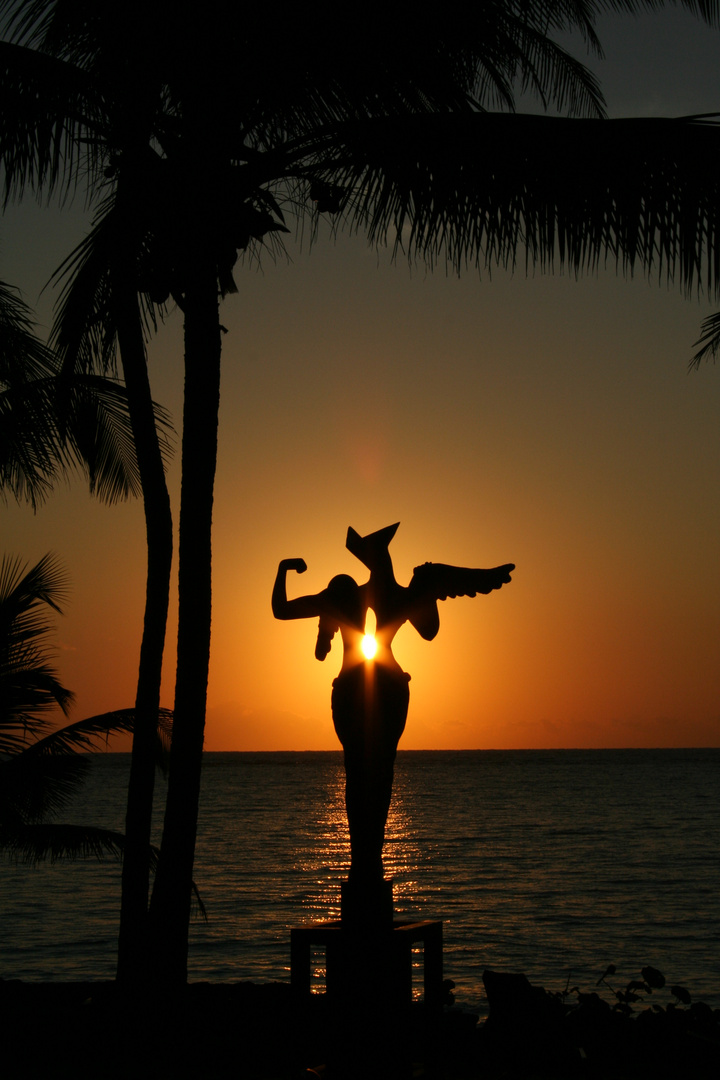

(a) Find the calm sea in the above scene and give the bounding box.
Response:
[1,750,718,1014]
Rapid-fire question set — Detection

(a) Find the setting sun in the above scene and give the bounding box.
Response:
[361,608,378,660]
[361,634,377,660]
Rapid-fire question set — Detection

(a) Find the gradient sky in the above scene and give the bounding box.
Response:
[3,6,719,750]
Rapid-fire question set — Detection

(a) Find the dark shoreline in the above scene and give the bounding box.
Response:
[3,975,719,1079]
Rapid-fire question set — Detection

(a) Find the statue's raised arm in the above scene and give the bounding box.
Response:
[271,558,316,620]
[272,558,365,661]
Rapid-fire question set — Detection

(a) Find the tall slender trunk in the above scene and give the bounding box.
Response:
[148,247,221,984]
[111,257,174,985]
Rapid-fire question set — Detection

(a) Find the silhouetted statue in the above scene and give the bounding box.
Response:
[273,523,513,925]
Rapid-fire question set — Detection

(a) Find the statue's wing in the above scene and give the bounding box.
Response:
[402,562,513,641]
[408,562,515,601]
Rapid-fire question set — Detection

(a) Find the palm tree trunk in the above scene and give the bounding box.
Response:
[148,247,221,984]
[111,262,174,985]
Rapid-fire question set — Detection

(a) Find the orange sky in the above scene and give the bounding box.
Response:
[3,8,719,750]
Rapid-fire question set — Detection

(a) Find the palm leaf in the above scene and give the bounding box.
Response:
[0,37,109,203]
[25,705,173,758]
[0,550,69,637]
[0,375,65,507]
[0,552,73,751]
[0,281,69,507]
[294,112,720,293]
[1,367,157,506]
[0,279,56,379]
[0,664,75,750]
[0,822,128,863]
[0,752,88,824]
[1,708,173,818]
[0,825,205,917]
[47,199,176,497]
[0,276,172,507]
[50,188,170,369]
[59,374,145,502]
[690,308,720,365]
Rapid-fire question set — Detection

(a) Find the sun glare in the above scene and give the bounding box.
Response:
[361,608,377,660]
[361,634,377,660]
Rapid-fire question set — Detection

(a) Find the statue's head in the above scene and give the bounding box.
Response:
[315,573,364,661]
[346,523,399,572]
[325,573,364,630]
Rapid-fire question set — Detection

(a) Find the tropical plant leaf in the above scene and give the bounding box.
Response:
[0,280,69,507]
[0,824,205,917]
[2,708,174,821]
[597,964,616,985]
[50,188,171,367]
[0,751,88,824]
[61,374,145,502]
[26,705,173,760]
[0,822,127,863]
[0,552,73,751]
[294,111,720,293]
[0,278,55,379]
[0,35,109,203]
[641,965,666,990]
[690,307,720,365]
[0,276,173,507]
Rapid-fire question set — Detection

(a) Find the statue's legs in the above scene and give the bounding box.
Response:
[332,664,410,889]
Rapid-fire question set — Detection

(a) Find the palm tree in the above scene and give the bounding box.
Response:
[0,1,177,978]
[1,260,174,978]
[3,0,720,984]
[0,551,172,862]
[50,204,176,984]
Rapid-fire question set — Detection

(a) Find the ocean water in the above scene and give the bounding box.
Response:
[1,749,718,1015]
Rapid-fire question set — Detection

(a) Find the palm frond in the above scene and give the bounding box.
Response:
[465,5,605,116]
[26,706,173,757]
[0,822,127,863]
[47,199,176,498]
[50,189,176,368]
[0,752,88,824]
[614,1,720,23]
[0,665,75,751]
[0,37,109,203]
[0,275,172,507]
[296,112,720,294]
[690,308,720,366]
[0,823,205,917]
[50,202,121,376]
[60,375,144,501]
[0,374,64,508]
[0,279,55,378]
[0,368,169,506]
[0,550,69,622]
[23,707,136,754]
[2,706,172,829]
[0,552,74,752]
[0,281,69,507]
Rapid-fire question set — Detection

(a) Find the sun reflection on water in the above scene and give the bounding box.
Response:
[292,764,426,995]
[296,764,424,921]
[294,765,347,921]
[382,773,423,910]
